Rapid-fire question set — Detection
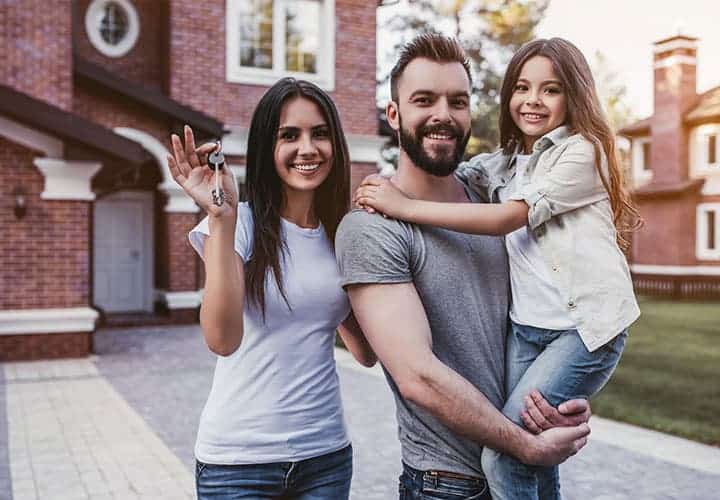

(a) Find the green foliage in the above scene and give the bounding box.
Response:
[378,0,549,156]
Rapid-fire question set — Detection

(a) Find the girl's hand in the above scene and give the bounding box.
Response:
[167,125,239,218]
[353,175,411,219]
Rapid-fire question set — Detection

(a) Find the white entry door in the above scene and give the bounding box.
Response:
[93,192,154,313]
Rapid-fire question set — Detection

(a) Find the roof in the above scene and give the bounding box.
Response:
[685,85,720,124]
[620,85,720,136]
[74,56,224,139]
[618,117,651,137]
[0,84,151,165]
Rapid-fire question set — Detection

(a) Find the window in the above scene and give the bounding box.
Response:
[226,0,335,90]
[708,134,717,165]
[85,0,140,58]
[642,141,651,171]
[697,204,720,260]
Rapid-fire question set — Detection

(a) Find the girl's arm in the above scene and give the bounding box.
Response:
[354,177,529,236]
[337,312,377,367]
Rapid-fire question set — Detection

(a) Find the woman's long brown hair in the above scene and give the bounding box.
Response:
[499,38,641,249]
[244,78,351,319]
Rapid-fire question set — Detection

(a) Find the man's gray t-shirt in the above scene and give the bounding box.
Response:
[335,202,509,477]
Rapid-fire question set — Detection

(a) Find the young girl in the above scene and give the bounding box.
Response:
[168,78,375,499]
[354,38,640,500]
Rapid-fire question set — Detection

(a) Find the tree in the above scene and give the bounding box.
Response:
[591,50,635,133]
[377,0,548,158]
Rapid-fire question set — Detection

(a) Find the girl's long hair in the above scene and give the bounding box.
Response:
[499,38,641,249]
[244,78,350,318]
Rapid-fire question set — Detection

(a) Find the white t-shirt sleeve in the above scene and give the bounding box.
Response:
[188,203,254,262]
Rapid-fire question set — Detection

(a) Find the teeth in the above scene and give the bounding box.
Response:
[293,163,319,172]
[523,113,545,119]
[427,134,453,140]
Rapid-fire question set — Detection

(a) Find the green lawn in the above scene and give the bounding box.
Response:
[591,297,720,446]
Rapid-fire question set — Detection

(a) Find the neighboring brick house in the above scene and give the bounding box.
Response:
[620,34,720,298]
[0,0,384,360]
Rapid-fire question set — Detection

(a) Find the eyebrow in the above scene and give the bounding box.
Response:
[516,78,563,86]
[408,90,470,99]
[277,123,329,131]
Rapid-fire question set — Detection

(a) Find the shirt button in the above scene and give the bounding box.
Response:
[552,266,559,272]
[568,300,576,309]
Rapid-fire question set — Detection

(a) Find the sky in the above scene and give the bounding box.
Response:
[377,0,720,119]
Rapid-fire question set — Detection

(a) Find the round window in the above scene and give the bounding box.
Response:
[85,0,140,58]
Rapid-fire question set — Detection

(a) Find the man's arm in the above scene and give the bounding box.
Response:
[348,282,590,466]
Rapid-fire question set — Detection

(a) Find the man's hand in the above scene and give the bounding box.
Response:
[522,424,591,466]
[521,390,592,434]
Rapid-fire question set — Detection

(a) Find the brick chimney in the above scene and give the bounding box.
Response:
[650,34,698,184]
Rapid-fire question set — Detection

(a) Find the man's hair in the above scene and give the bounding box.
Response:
[390,33,472,102]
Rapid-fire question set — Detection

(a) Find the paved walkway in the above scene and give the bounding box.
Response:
[0,324,718,499]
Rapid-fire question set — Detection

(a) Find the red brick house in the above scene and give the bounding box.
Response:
[620,34,720,299]
[0,0,384,360]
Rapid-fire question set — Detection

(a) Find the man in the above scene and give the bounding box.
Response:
[335,34,590,499]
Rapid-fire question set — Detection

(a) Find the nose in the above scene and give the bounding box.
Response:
[297,133,317,156]
[526,90,542,107]
[430,98,452,124]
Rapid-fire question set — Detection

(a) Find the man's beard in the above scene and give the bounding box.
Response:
[398,117,470,177]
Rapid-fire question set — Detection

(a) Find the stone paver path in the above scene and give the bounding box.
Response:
[1,324,718,500]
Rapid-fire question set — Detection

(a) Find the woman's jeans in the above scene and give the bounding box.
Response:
[481,322,627,500]
[196,444,352,500]
[399,462,491,499]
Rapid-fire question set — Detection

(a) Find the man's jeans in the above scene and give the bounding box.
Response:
[196,444,352,500]
[481,322,628,500]
[398,462,491,499]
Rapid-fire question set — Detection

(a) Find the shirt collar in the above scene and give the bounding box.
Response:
[532,125,571,153]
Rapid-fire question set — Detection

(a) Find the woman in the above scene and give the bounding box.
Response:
[168,78,376,499]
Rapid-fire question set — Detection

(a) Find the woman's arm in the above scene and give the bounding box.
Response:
[199,215,246,356]
[337,312,377,367]
[168,126,245,356]
[354,177,529,236]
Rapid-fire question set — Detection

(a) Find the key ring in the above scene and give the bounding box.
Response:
[209,141,226,207]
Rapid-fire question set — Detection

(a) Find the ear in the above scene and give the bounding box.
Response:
[386,101,401,132]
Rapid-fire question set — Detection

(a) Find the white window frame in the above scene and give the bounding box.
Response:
[696,203,720,260]
[85,0,140,58]
[691,124,720,175]
[226,0,335,90]
[631,136,652,187]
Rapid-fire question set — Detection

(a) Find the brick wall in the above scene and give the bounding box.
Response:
[633,195,700,266]
[0,0,73,110]
[74,0,168,91]
[168,0,377,136]
[167,212,201,292]
[0,137,90,309]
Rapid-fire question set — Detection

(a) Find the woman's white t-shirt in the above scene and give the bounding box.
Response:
[499,154,576,330]
[188,203,351,464]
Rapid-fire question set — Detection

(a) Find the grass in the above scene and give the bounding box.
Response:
[591,296,720,446]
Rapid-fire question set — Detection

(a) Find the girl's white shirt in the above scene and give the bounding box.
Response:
[189,202,351,464]
[499,154,576,330]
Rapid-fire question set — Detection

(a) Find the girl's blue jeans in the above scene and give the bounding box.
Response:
[196,444,352,500]
[481,322,627,500]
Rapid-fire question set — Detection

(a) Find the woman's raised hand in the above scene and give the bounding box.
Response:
[167,125,239,218]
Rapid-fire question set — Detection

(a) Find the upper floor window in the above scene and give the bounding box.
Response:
[85,0,140,58]
[706,133,717,166]
[632,137,652,186]
[697,203,720,260]
[226,0,335,90]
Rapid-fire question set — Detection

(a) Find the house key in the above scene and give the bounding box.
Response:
[208,141,226,207]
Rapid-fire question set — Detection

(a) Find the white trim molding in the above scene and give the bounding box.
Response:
[113,127,204,213]
[0,115,64,157]
[696,203,720,260]
[85,0,140,58]
[653,38,698,54]
[157,290,204,309]
[225,0,336,90]
[0,307,99,335]
[631,264,720,276]
[33,159,102,201]
[631,136,653,187]
[654,55,697,69]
